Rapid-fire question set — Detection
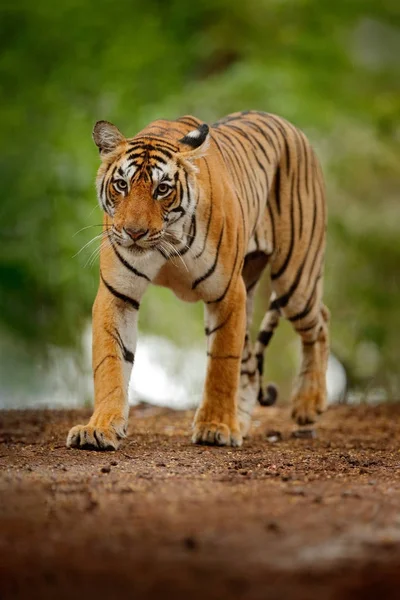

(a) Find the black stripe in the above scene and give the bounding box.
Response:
[274,166,282,215]
[213,129,252,215]
[296,318,319,333]
[194,158,213,259]
[192,223,225,289]
[256,353,264,376]
[267,201,276,254]
[206,233,241,304]
[288,276,320,322]
[267,116,291,175]
[179,213,197,256]
[169,206,186,222]
[241,118,279,162]
[241,350,252,363]
[270,255,308,311]
[257,330,273,347]
[228,121,272,167]
[101,273,140,310]
[219,124,262,212]
[240,369,257,377]
[177,116,201,127]
[204,311,232,336]
[111,240,151,281]
[93,354,118,377]
[212,134,247,233]
[105,328,135,364]
[269,299,280,312]
[271,173,296,280]
[207,353,240,360]
[129,138,177,152]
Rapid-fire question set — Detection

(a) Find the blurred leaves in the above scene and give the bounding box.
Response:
[0,0,399,395]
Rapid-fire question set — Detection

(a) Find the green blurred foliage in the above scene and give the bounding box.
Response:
[0,0,399,396]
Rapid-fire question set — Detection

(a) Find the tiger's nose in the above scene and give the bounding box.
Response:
[125,227,148,241]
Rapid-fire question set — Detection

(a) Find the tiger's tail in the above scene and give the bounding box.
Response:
[254,296,280,406]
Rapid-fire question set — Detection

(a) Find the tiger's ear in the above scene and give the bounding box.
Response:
[178,123,210,160]
[93,120,125,156]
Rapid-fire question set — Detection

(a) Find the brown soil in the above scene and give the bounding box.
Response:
[1,404,400,600]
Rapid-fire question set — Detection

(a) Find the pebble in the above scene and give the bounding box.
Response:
[183,536,197,551]
[266,430,282,443]
[291,429,317,440]
[285,486,306,496]
[265,521,281,533]
[341,490,361,499]
[101,465,111,474]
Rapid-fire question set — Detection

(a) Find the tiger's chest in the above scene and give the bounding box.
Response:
[153,263,202,303]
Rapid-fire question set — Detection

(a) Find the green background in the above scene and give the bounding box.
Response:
[1,0,399,403]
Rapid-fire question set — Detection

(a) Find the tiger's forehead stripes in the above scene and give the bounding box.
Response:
[113,142,180,187]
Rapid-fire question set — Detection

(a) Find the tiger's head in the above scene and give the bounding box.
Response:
[93,120,209,254]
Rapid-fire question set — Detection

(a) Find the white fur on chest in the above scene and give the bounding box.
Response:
[153,263,201,302]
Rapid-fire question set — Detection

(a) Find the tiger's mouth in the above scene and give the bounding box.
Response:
[111,226,183,258]
[118,238,158,255]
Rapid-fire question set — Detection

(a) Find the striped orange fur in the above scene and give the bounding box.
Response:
[67,111,329,450]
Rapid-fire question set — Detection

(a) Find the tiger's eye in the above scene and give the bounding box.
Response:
[157,183,170,195]
[115,180,127,192]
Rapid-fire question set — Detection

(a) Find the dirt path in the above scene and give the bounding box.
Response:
[1,404,400,599]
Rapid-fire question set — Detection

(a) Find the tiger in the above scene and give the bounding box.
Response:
[66,110,329,450]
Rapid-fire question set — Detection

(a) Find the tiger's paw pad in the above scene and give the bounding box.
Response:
[192,421,243,447]
[66,423,125,451]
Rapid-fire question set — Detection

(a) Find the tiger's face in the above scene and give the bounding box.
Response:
[93,120,209,255]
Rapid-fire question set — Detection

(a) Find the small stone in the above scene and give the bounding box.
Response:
[183,536,197,550]
[286,486,305,496]
[86,497,98,511]
[266,430,282,443]
[110,460,118,467]
[265,521,281,533]
[341,490,361,499]
[101,465,111,474]
[291,429,317,440]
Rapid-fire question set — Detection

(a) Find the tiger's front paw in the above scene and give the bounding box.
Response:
[66,415,127,451]
[192,420,243,447]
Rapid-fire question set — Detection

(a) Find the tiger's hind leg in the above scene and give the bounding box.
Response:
[283,278,330,425]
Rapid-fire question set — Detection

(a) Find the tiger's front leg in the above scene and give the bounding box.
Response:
[193,280,246,447]
[66,282,138,451]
